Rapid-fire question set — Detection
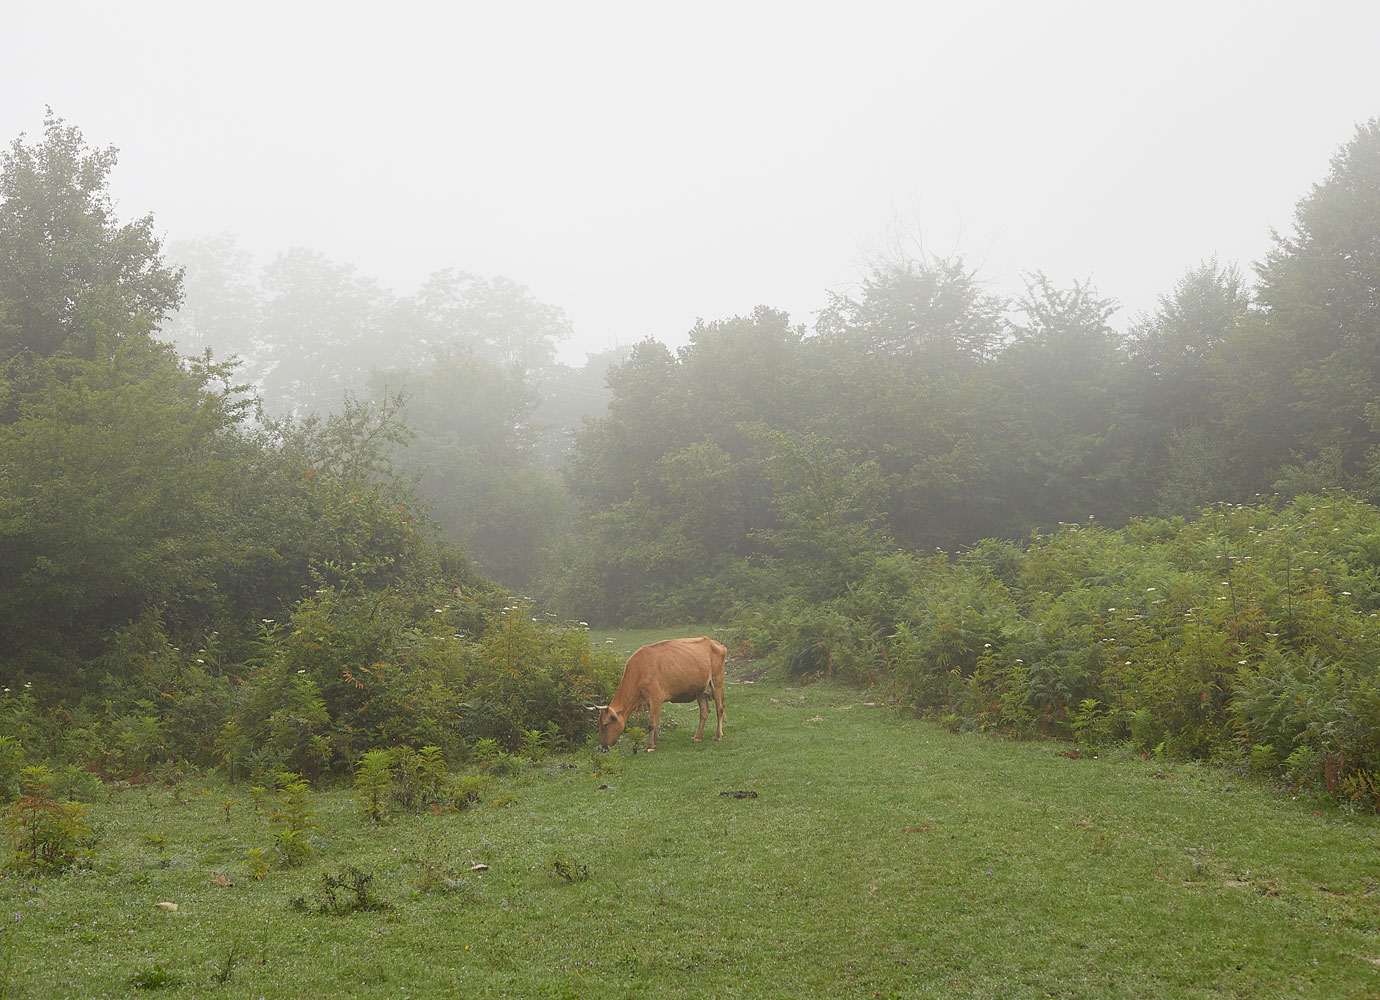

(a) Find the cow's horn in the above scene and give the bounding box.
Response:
[586,704,609,712]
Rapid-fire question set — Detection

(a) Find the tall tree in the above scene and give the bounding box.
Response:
[816,253,1006,375]
[0,111,182,367]
[384,269,572,379]
[984,274,1129,532]
[1233,118,1380,495]
[372,347,565,591]
[257,248,388,417]
[1123,259,1251,514]
[161,235,265,380]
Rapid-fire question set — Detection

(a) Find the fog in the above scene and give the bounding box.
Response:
[6,0,1378,364]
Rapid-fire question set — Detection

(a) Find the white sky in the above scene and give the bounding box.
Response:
[6,1,1379,364]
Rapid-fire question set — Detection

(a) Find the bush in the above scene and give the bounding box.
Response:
[735,494,1380,805]
[354,745,448,822]
[3,766,95,873]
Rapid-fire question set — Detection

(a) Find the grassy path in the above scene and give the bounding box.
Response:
[5,670,1380,998]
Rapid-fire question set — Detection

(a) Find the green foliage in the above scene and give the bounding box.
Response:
[449,773,491,808]
[353,749,393,823]
[291,865,390,915]
[3,765,94,873]
[739,495,1380,806]
[265,772,319,868]
[353,745,448,822]
[0,111,182,365]
[225,586,612,778]
[464,606,620,751]
[0,736,23,802]
[127,962,180,991]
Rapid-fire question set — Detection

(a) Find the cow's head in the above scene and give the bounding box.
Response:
[590,704,625,748]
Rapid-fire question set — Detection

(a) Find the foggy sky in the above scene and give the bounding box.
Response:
[6,1,1379,365]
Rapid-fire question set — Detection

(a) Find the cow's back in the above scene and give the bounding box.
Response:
[624,636,725,703]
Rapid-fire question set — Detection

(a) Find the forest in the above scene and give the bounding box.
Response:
[4,111,1380,815]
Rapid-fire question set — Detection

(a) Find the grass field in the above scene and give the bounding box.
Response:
[4,639,1380,998]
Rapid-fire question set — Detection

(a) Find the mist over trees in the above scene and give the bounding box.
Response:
[5,111,1380,750]
[46,113,1379,623]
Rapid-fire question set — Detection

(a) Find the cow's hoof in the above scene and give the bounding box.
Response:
[644,747,655,753]
[692,736,702,743]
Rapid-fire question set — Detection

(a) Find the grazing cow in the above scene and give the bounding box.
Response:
[592,636,727,751]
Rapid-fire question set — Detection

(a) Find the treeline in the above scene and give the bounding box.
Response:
[0,114,618,787]
[162,236,625,595]
[158,122,1380,632]
[556,119,1380,624]
[6,108,1380,795]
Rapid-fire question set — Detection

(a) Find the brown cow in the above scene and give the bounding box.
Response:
[593,636,727,751]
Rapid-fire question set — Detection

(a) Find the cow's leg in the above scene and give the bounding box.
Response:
[713,683,726,740]
[693,694,709,742]
[646,700,660,752]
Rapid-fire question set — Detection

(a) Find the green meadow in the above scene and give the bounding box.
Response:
[4,643,1380,999]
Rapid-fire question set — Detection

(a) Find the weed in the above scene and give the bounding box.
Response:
[473,738,520,776]
[1249,743,1279,776]
[519,728,551,761]
[355,745,450,822]
[550,855,590,882]
[267,772,319,867]
[415,862,485,904]
[449,773,490,809]
[1341,768,1380,812]
[212,939,241,984]
[291,865,390,915]
[0,737,22,803]
[585,747,622,777]
[1285,746,1323,790]
[127,962,179,990]
[1069,697,1103,750]
[243,846,271,881]
[353,749,393,823]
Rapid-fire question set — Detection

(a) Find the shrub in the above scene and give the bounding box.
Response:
[3,766,95,873]
[266,772,319,868]
[354,745,449,822]
[734,494,1380,805]
[291,866,389,915]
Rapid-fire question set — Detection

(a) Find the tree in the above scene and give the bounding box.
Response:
[564,339,693,516]
[0,338,257,678]
[0,111,181,367]
[383,269,572,380]
[372,348,566,591]
[256,248,388,418]
[816,253,1006,374]
[1231,118,1380,496]
[1122,259,1251,514]
[983,274,1130,532]
[757,429,889,601]
[532,345,632,469]
[160,235,266,382]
